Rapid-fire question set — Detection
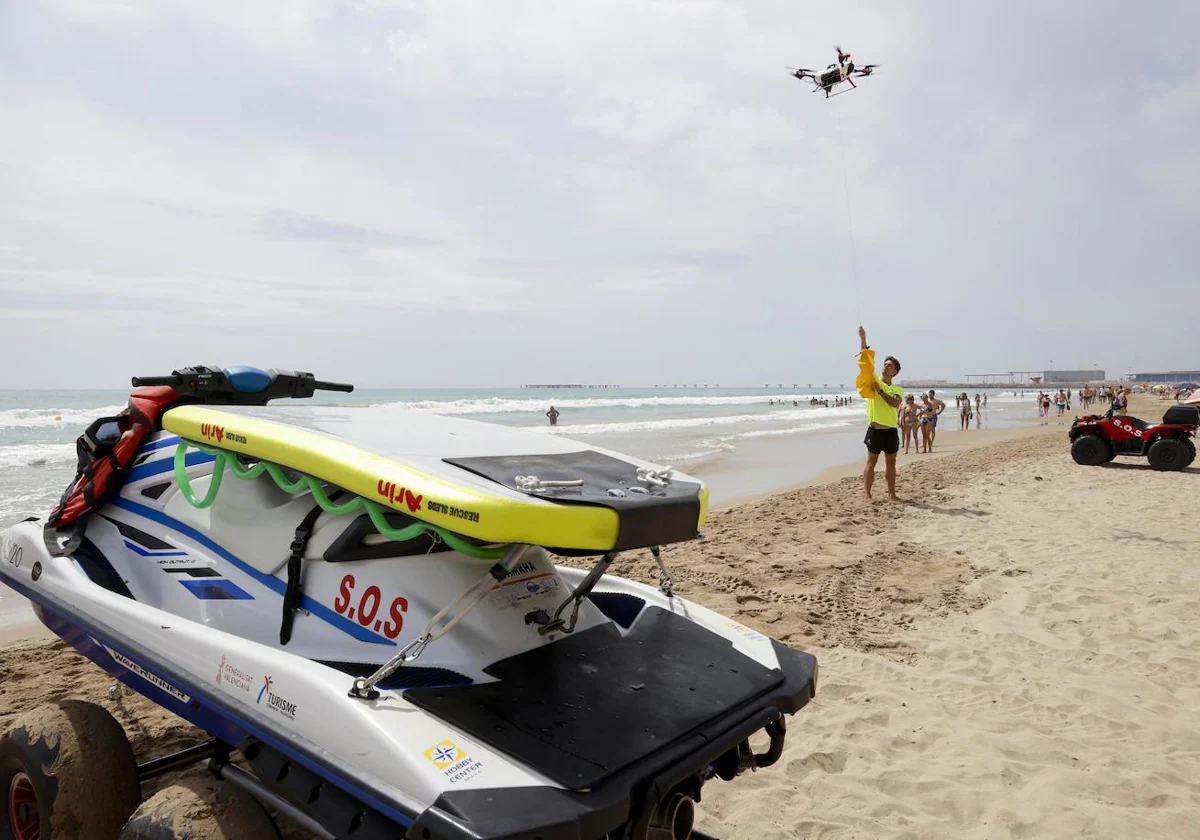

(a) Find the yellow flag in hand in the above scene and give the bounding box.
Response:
[855,348,877,398]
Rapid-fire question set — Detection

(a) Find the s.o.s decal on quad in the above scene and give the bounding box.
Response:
[1110,418,1143,438]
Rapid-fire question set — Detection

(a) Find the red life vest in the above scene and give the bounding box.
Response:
[45,386,180,555]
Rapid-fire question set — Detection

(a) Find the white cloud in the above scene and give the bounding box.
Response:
[0,0,1196,387]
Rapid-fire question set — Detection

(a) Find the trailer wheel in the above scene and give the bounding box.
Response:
[0,700,141,840]
[1148,437,1189,471]
[1070,434,1112,466]
[120,777,281,840]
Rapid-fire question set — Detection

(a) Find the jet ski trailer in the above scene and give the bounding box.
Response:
[0,366,817,840]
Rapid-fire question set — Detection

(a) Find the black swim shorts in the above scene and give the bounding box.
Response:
[864,426,899,455]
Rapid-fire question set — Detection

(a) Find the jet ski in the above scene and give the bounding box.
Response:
[0,366,818,840]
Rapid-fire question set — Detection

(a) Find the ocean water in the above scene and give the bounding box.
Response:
[0,385,1035,529]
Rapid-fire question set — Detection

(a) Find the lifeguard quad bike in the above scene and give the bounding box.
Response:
[1069,403,1199,470]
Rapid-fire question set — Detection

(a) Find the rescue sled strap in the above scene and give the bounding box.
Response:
[279,499,334,646]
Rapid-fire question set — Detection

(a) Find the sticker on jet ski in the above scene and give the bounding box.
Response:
[4,540,21,570]
[488,573,560,609]
[333,574,408,640]
[103,645,191,703]
[722,619,766,642]
[214,654,255,694]
[423,739,483,785]
[257,675,299,721]
[488,561,560,608]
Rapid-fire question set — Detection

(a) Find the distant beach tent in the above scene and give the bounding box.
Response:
[1184,392,1200,406]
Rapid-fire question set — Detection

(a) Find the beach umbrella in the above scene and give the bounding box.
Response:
[1173,382,1199,390]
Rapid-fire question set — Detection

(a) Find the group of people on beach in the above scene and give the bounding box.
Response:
[766,396,854,407]
[898,392,945,454]
[953,393,987,430]
[1027,386,1129,420]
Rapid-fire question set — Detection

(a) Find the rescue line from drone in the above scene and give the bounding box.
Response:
[787,45,879,98]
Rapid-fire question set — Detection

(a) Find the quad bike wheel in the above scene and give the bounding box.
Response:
[1147,437,1189,471]
[119,777,281,840]
[0,700,141,840]
[1070,434,1112,467]
[1185,438,1196,468]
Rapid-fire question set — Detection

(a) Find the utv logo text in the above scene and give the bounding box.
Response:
[423,740,483,784]
[257,675,298,720]
[377,480,423,512]
[4,543,21,569]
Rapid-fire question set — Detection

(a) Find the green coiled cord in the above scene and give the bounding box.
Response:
[172,441,512,560]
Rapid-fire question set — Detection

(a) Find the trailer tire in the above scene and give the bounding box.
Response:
[1147,437,1189,471]
[120,777,281,840]
[0,700,141,840]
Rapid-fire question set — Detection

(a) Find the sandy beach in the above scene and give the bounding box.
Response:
[2,399,1198,838]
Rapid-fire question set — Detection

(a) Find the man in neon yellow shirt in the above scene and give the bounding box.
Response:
[857,326,903,501]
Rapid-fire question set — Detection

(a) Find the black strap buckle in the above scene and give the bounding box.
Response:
[288,527,312,559]
[279,498,339,646]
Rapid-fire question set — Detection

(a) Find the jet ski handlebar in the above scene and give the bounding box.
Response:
[131,365,354,405]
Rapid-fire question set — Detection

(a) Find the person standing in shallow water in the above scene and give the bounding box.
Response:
[856,326,903,501]
[546,406,560,426]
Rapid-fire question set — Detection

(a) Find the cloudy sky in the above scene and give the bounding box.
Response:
[1,0,1197,388]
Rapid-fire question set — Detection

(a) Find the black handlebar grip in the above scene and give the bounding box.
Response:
[131,376,181,387]
[314,380,354,393]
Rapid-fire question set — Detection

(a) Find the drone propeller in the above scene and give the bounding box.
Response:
[854,63,880,76]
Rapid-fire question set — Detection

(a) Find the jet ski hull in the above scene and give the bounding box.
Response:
[1,519,816,839]
[2,369,817,839]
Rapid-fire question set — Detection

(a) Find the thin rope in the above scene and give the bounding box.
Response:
[834,103,862,317]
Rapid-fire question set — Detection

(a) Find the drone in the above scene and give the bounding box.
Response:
[788,45,879,98]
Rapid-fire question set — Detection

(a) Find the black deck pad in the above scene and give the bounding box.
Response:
[443,451,701,551]
[404,607,783,790]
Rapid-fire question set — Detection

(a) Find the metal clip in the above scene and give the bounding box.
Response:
[651,545,674,598]
[538,553,613,636]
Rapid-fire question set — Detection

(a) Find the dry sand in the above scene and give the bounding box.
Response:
[2,398,1198,838]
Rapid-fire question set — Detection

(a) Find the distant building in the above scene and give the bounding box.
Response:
[1129,370,1200,384]
[1043,369,1105,384]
